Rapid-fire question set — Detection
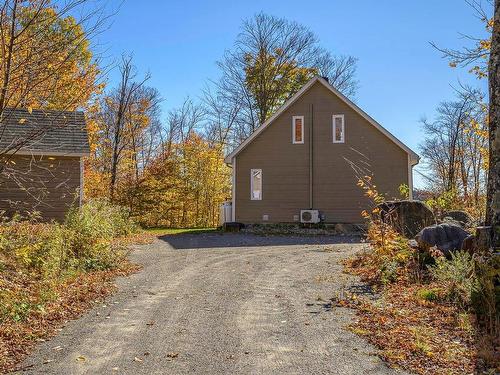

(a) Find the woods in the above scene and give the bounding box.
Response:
[80,12,359,228]
[0,1,499,373]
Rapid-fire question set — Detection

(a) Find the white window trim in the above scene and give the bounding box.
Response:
[250,168,262,200]
[292,115,304,144]
[332,114,345,143]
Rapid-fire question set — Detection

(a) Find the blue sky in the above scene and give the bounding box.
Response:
[97,0,490,187]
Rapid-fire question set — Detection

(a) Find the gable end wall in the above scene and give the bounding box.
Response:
[234,82,409,224]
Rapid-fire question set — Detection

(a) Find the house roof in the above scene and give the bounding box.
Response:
[0,108,90,157]
[224,76,420,165]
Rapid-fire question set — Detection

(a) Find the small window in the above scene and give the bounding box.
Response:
[292,116,304,144]
[250,169,262,200]
[332,114,345,143]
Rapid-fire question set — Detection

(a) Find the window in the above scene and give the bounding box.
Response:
[332,114,345,143]
[250,169,262,200]
[292,116,304,144]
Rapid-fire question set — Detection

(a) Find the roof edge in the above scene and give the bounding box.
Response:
[5,150,89,157]
[224,76,419,164]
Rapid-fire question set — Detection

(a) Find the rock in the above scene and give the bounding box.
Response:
[377,200,435,238]
[415,223,470,257]
[441,210,473,228]
[408,239,419,249]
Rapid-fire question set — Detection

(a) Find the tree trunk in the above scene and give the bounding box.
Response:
[486,0,500,250]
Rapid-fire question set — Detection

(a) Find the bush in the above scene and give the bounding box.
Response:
[416,287,441,302]
[429,251,479,309]
[64,199,138,270]
[0,222,69,279]
[473,254,500,334]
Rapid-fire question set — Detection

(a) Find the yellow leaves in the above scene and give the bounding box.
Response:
[27,107,32,114]
[18,118,26,124]
[479,39,491,51]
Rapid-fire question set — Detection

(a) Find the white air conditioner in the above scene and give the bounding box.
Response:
[300,209,320,224]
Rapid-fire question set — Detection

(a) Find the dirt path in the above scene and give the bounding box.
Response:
[18,233,406,375]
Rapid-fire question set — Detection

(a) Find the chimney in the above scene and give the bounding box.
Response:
[321,76,329,83]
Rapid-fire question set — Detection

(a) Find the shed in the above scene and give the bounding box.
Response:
[0,108,90,221]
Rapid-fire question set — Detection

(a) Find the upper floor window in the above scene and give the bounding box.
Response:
[250,169,262,200]
[292,116,304,144]
[332,114,345,143]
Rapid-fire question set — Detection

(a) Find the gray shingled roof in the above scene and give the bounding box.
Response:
[0,108,89,156]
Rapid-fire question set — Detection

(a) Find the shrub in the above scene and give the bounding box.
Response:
[64,199,138,270]
[429,251,479,309]
[416,287,441,302]
[0,222,69,279]
[473,254,500,334]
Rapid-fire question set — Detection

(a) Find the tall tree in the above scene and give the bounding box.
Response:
[210,13,358,148]
[420,86,487,215]
[87,55,160,202]
[487,0,499,249]
[0,0,103,155]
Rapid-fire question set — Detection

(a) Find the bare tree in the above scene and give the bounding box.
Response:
[209,13,358,149]
[420,86,487,209]
[93,55,153,201]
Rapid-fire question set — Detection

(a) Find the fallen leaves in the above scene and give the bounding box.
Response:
[0,261,141,373]
[343,249,498,375]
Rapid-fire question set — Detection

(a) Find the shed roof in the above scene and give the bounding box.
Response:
[0,108,89,157]
[224,76,419,165]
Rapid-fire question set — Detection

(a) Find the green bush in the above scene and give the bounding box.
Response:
[64,199,137,270]
[416,287,441,302]
[429,251,479,309]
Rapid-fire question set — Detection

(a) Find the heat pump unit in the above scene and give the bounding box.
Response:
[300,209,320,224]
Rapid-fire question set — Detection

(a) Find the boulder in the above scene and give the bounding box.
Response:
[376,200,435,238]
[441,210,473,228]
[415,223,470,257]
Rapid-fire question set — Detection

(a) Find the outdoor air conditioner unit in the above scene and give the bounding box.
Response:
[300,209,320,224]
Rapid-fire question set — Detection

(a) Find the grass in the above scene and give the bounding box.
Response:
[144,227,218,236]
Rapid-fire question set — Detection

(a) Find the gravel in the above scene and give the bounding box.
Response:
[17,233,406,375]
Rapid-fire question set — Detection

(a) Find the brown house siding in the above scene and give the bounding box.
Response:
[0,155,82,221]
[234,81,409,224]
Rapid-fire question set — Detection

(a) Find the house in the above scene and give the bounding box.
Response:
[224,76,419,224]
[0,108,89,221]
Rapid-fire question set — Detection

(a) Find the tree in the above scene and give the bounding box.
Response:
[487,0,499,249]
[432,0,492,79]
[209,13,358,148]
[420,86,487,216]
[432,0,500,248]
[87,55,161,202]
[0,0,103,159]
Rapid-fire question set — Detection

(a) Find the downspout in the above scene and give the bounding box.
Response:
[231,156,236,221]
[309,103,314,209]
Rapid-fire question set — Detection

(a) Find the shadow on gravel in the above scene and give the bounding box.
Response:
[159,232,362,250]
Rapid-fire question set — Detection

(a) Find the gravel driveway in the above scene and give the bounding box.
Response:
[18,233,405,375]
